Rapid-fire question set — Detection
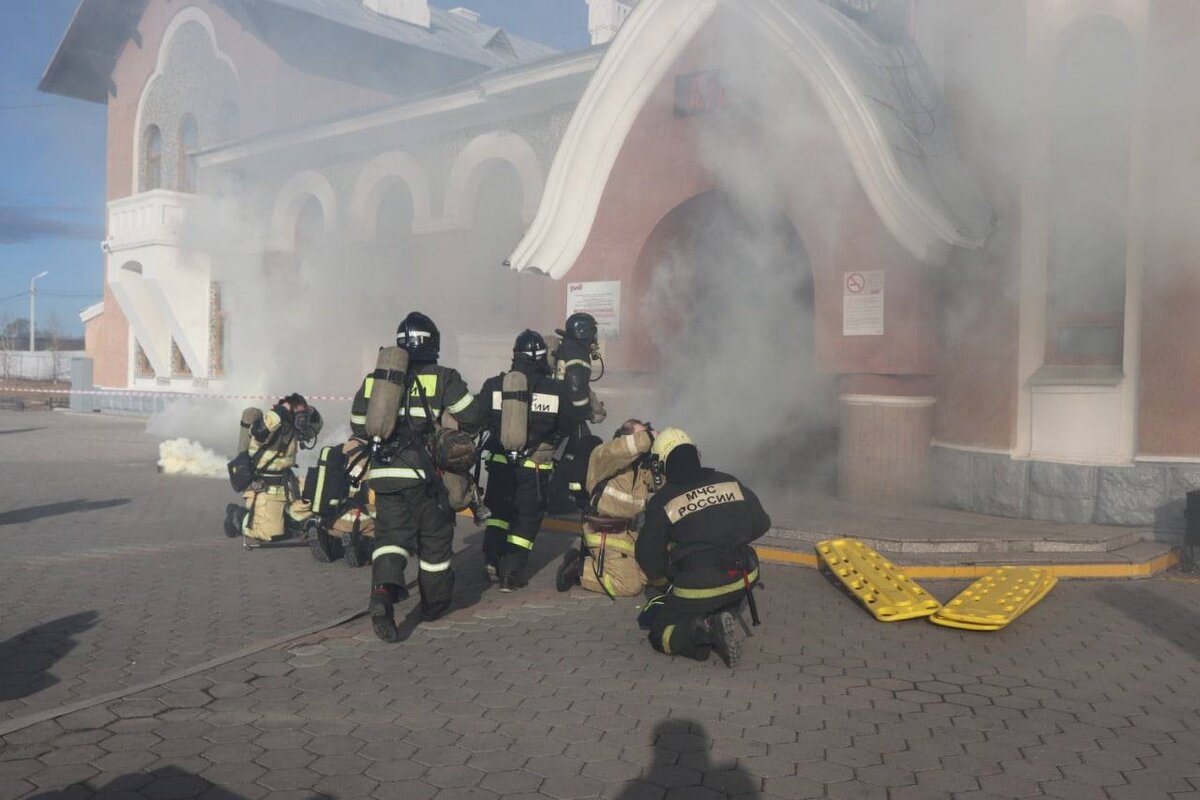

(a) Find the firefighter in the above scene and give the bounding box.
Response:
[545,331,606,515]
[556,419,657,597]
[479,330,579,591]
[350,312,486,641]
[555,312,601,417]
[224,393,321,544]
[634,429,771,668]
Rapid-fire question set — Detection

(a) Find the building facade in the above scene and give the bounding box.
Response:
[42,0,1200,529]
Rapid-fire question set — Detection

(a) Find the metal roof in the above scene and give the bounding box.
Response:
[39,0,558,104]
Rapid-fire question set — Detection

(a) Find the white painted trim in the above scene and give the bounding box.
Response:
[442,131,544,229]
[347,150,435,239]
[929,441,1011,457]
[505,0,719,276]
[1014,7,1146,463]
[79,301,105,324]
[131,6,240,194]
[269,171,338,250]
[839,394,937,408]
[1134,455,1200,465]
[505,0,991,278]
[1135,455,1200,465]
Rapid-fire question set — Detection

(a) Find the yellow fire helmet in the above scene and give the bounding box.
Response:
[650,427,696,463]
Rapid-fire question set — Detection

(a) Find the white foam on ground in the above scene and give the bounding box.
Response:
[158,438,228,478]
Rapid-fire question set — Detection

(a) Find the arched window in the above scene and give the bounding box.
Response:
[141,125,162,192]
[1046,20,1135,366]
[216,101,240,144]
[468,160,524,322]
[376,182,414,266]
[294,196,325,258]
[178,114,198,193]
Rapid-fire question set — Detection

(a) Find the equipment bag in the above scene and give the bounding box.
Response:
[227,424,280,493]
[432,427,478,473]
[302,445,351,516]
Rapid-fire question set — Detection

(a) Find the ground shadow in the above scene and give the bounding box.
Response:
[1098,584,1200,661]
[29,765,331,799]
[0,611,99,703]
[0,427,45,436]
[616,719,761,798]
[0,499,130,526]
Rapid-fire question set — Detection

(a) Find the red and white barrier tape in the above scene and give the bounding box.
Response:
[0,386,353,402]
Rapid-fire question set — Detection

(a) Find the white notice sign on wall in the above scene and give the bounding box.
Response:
[566,281,621,340]
[842,271,885,336]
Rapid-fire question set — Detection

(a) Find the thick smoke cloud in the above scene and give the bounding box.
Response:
[637,10,846,492]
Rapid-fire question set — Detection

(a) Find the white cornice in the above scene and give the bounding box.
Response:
[194,50,603,169]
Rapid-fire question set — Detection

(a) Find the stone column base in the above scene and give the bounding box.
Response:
[839,394,936,505]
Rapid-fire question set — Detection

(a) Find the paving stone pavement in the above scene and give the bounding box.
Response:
[1,411,1199,799]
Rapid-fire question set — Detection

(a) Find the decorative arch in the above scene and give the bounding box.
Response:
[270,170,338,250]
[131,6,240,192]
[442,131,544,229]
[506,0,993,278]
[348,151,435,239]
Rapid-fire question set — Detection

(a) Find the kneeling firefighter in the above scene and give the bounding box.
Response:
[634,429,771,668]
[302,436,375,565]
[225,393,322,544]
[479,330,580,591]
[556,419,657,597]
[352,312,486,640]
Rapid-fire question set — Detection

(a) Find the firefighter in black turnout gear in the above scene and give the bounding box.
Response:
[480,330,579,591]
[351,312,485,641]
[557,312,600,417]
[635,429,770,668]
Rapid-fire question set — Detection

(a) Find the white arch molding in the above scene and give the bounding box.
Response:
[270,171,339,250]
[506,0,994,278]
[442,131,544,230]
[130,6,241,193]
[348,151,436,239]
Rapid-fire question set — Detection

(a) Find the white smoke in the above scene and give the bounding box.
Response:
[158,438,228,478]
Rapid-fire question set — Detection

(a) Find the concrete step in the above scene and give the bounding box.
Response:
[765,523,1147,555]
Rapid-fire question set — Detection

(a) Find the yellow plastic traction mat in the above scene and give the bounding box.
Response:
[930,566,1057,630]
[816,538,942,622]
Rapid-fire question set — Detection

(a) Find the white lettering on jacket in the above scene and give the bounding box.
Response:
[664,481,745,524]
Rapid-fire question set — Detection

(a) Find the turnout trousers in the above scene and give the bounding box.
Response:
[372,485,456,619]
[482,460,553,579]
[649,595,746,661]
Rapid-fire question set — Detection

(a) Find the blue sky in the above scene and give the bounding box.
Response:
[0,0,589,337]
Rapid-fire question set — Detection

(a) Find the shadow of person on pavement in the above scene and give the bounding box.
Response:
[0,611,100,703]
[616,719,762,799]
[0,498,130,526]
[1098,583,1200,661]
[0,427,46,437]
[29,765,330,799]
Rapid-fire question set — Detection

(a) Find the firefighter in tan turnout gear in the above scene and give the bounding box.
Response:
[556,419,656,597]
[224,394,321,544]
[635,429,770,668]
[350,312,486,641]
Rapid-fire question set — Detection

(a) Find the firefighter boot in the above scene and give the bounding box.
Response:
[369,584,408,643]
[555,549,583,592]
[701,611,743,668]
[224,504,244,538]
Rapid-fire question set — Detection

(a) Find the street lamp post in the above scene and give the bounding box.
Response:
[29,271,49,352]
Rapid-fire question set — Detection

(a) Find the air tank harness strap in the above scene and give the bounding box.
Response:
[738,569,761,627]
[372,367,406,384]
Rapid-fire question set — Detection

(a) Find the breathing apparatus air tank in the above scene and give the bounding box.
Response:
[499,370,530,458]
[365,346,410,443]
[237,407,264,453]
